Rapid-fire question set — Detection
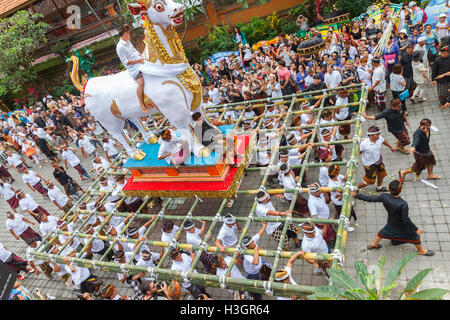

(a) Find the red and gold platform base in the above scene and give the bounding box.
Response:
[122,129,253,198]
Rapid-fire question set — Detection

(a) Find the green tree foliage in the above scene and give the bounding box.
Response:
[48,79,80,98]
[0,11,50,96]
[308,253,450,300]
[334,0,372,18]
[194,23,237,63]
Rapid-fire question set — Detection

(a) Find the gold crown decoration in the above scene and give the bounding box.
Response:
[139,0,152,8]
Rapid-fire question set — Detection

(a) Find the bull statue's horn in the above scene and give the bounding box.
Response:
[69,56,87,92]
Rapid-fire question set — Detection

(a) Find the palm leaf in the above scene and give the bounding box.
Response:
[339,288,368,300]
[400,268,433,299]
[379,282,399,299]
[327,268,366,300]
[375,253,386,292]
[354,261,369,290]
[383,252,417,298]
[406,288,450,300]
[307,285,344,300]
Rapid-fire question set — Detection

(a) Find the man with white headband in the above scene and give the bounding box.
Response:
[216,213,242,254]
[299,221,331,275]
[274,251,303,300]
[255,189,300,250]
[241,221,269,300]
[276,163,309,217]
[357,126,395,192]
[307,182,335,245]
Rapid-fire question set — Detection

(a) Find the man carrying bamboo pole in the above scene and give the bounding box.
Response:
[241,221,270,300]
[255,189,300,250]
[298,221,331,276]
[274,251,303,300]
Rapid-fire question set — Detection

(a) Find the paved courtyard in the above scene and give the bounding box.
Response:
[1,85,449,300]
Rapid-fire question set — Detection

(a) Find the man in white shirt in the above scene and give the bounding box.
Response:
[255,190,299,250]
[116,24,147,113]
[0,182,19,213]
[299,221,331,275]
[133,250,161,282]
[102,136,121,162]
[6,151,28,173]
[370,57,387,111]
[183,219,216,274]
[61,144,91,180]
[46,181,73,213]
[307,182,335,246]
[216,213,242,253]
[241,221,269,300]
[0,242,28,276]
[92,153,111,178]
[207,84,221,105]
[63,256,100,294]
[169,248,211,299]
[157,128,190,168]
[38,213,61,239]
[25,238,53,279]
[22,167,48,197]
[5,211,41,244]
[77,132,97,157]
[357,126,395,191]
[17,190,50,223]
[213,255,245,297]
[324,64,342,89]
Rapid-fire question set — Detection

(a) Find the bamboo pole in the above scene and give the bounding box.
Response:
[332,85,367,269]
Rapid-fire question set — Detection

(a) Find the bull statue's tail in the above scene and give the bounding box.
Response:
[69,56,87,92]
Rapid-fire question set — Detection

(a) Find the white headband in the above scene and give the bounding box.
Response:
[367,130,380,135]
[256,191,270,202]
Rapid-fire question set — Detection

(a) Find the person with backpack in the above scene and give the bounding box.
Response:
[409,2,427,31]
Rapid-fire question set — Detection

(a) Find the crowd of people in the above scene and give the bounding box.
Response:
[0,2,448,300]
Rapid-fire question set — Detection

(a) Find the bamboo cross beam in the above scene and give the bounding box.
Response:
[75,210,339,225]
[28,253,318,296]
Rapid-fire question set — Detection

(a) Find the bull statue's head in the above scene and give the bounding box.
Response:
[128,0,185,29]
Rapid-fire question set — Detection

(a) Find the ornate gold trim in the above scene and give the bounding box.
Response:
[110,100,124,120]
[142,17,201,111]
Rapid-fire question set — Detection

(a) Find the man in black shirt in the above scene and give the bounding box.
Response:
[431,45,450,109]
[400,118,440,181]
[400,44,415,96]
[363,98,410,153]
[51,159,83,199]
[307,75,327,104]
[351,180,434,255]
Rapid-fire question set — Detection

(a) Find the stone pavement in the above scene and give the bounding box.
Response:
[1,84,449,300]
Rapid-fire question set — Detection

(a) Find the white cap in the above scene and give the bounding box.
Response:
[409,1,416,7]
[418,36,426,43]
[399,29,407,35]
[439,13,447,18]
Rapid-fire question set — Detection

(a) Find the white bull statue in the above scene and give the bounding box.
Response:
[69,0,219,161]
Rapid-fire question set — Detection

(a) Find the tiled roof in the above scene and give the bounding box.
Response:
[0,0,36,18]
